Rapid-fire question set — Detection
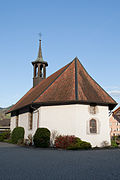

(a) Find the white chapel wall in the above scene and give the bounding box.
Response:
[10,116,17,132]
[39,104,110,147]
[18,110,38,139]
[10,110,38,139]
[10,104,111,147]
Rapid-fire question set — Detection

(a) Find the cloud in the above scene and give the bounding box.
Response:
[108,90,120,98]
[105,86,120,90]
[104,86,120,100]
[108,90,120,107]
[105,88,120,106]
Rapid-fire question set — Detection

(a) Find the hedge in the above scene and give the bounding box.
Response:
[67,140,91,150]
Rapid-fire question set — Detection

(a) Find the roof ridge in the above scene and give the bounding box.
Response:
[32,61,73,103]
[75,58,78,100]
[77,59,117,105]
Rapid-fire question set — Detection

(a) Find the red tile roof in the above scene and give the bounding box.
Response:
[112,106,120,122]
[8,57,117,113]
[113,106,120,114]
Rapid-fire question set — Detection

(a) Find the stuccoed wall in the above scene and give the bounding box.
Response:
[10,116,17,132]
[39,104,110,147]
[10,110,38,139]
[10,104,111,147]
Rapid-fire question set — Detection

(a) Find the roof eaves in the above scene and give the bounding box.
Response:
[8,98,117,114]
[34,100,117,109]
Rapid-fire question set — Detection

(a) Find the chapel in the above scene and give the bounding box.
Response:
[9,39,117,147]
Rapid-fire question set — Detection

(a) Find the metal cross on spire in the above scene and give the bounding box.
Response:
[38,32,43,60]
[39,33,42,41]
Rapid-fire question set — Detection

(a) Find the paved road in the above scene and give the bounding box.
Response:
[0,142,120,180]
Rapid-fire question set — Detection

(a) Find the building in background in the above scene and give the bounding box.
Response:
[110,107,120,137]
[0,119,10,133]
[0,107,11,133]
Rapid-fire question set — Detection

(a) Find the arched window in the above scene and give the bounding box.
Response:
[36,66,38,77]
[90,119,97,133]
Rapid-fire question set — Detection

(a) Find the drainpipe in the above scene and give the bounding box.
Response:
[30,105,39,128]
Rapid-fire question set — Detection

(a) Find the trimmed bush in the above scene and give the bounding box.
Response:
[55,135,77,149]
[11,127,25,144]
[67,140,91,150]
[33,128,50,147]
[75,137,81,143]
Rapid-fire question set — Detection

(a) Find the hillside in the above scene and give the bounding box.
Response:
[0,106,12,120]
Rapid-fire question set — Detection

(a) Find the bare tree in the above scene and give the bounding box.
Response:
[50,130,59,147]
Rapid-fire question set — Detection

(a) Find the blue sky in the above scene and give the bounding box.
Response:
[0,0,120,108]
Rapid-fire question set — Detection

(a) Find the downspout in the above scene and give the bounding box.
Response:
[30,105,39,128]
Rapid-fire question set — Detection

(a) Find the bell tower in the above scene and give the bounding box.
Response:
[32,38,48,87]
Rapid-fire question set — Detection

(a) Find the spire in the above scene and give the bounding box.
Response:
[38,40,43,59]
[32,35,48,87]
[36,33,44,62]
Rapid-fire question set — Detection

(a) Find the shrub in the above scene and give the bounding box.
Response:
[55,135,91,150]
[111,140,118,148]
[24,134,33,146]
[116,135,120,141]
[75,137,81,143]
[0,134,4,142]
[67,140,91,150]
[28,134,33,146]
[2,131,11,139]
[0,131,11,142]
[4,139,12,143]
[33,128,50,147]
[11,127,25,144]
[17,139,24,145]
[111,136,116,141]
[55,135,77,149]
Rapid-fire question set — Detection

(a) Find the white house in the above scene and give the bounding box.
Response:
[8,39,117,147]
